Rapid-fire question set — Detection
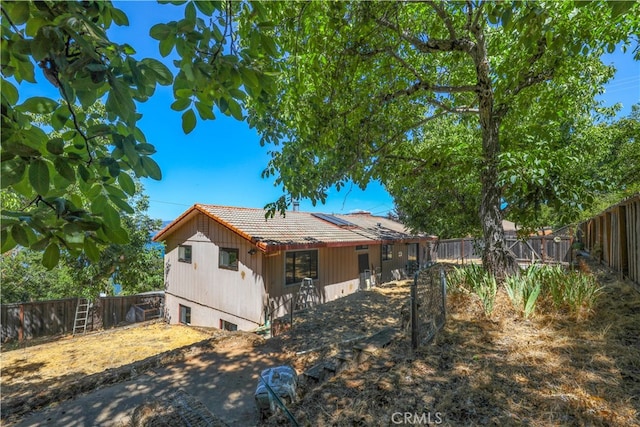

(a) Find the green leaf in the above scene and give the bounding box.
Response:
[1,158,26,187]
[141,156,162,180]
[1,231,17,253]
[227,98,244,121]
[181,108,197,134]
[19,97,59,114]
[6,1,30,25]
[91,194,110,213]
[84,238,100,262]
[150,23,172,40]
[111,7,130,26]
[103,224,129,244]
[109,194,135,214]
[11,225,30,247]
[142,58,173,85]
[135,143,157,155]
[102,203,120,228]
[29,159,50,195]
[185,2,196,22]
[195,101,215,120]
[42,242,60,270]
[611,1,636,19]
[118,172,136,196]
[54,157,76,182]
[46,138,65,155]
[195,0,216,15]
[159,36,175,57]
[1,78,19,105]
[51,106,71,130]
[171,97,192,111]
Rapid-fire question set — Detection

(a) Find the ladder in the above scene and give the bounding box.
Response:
[73,298,91,336]
[296,278,318,310]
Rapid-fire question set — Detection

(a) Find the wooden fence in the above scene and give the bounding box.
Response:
[1,292,164,343]
[578,194,640,285]
[434,233,573,266]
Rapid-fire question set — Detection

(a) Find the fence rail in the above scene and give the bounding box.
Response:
[434,234,573,265]
[1,293,164,343]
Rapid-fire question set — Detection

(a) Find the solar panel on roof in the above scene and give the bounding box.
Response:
[312,213,357,227]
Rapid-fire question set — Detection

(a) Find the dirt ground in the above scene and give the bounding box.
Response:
[1,323,212,402]
[2,257,639,426]
[265,257,640,427]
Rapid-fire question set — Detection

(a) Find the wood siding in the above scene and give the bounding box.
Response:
[579,195,640,285]
[163,212,434,330]
[164,214,266,328]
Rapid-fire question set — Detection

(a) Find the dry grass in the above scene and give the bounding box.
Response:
[1,322,216,404]
[265,259,640,427]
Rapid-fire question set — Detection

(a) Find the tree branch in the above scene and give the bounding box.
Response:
[377,17,475,55]
[46,61,94,165]
[1,6,24,38]
[430,1,457,40]
[382,80,478,103]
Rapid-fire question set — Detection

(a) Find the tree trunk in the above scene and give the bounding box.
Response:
[478,118,517,280]
[474,23,517,280]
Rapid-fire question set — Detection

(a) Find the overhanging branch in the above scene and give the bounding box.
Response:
[377,17,475,55]
[382,80,478,102]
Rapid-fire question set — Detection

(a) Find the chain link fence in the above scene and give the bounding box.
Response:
[408,263,447,348]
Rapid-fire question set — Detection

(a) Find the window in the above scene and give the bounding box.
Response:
[382,244,393,261]
[285,250,318,285]
[219,247,239,270]
[408,243,418,263]
[179,305,191,325]
[220,320,238,331]
[355,245,369,251]
[178,245,192,263]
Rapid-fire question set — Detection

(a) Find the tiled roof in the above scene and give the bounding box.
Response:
[153,204,426,252]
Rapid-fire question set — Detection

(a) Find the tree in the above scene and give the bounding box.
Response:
[244,1,639,278]
[1,247,75,302]
[386,115,483,238]
[2,1,638,281]
[1,1,276,267]
[1,186,163,303]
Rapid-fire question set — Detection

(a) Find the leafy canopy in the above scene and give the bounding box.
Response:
[241,1,638,275]
[1,1,276,267]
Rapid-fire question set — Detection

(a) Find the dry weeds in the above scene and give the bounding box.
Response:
[265,258,640,427]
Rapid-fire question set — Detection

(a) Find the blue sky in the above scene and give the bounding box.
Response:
[15,2,640,221]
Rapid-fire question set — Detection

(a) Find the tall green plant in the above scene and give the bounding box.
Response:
[448,264,497,316]
[504,265,543,318]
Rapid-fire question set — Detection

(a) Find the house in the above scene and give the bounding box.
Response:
[153,204,435,331]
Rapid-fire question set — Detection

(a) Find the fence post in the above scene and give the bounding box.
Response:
[440,268,447,327]
[18,303,24,342]
[411,271,418,350]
